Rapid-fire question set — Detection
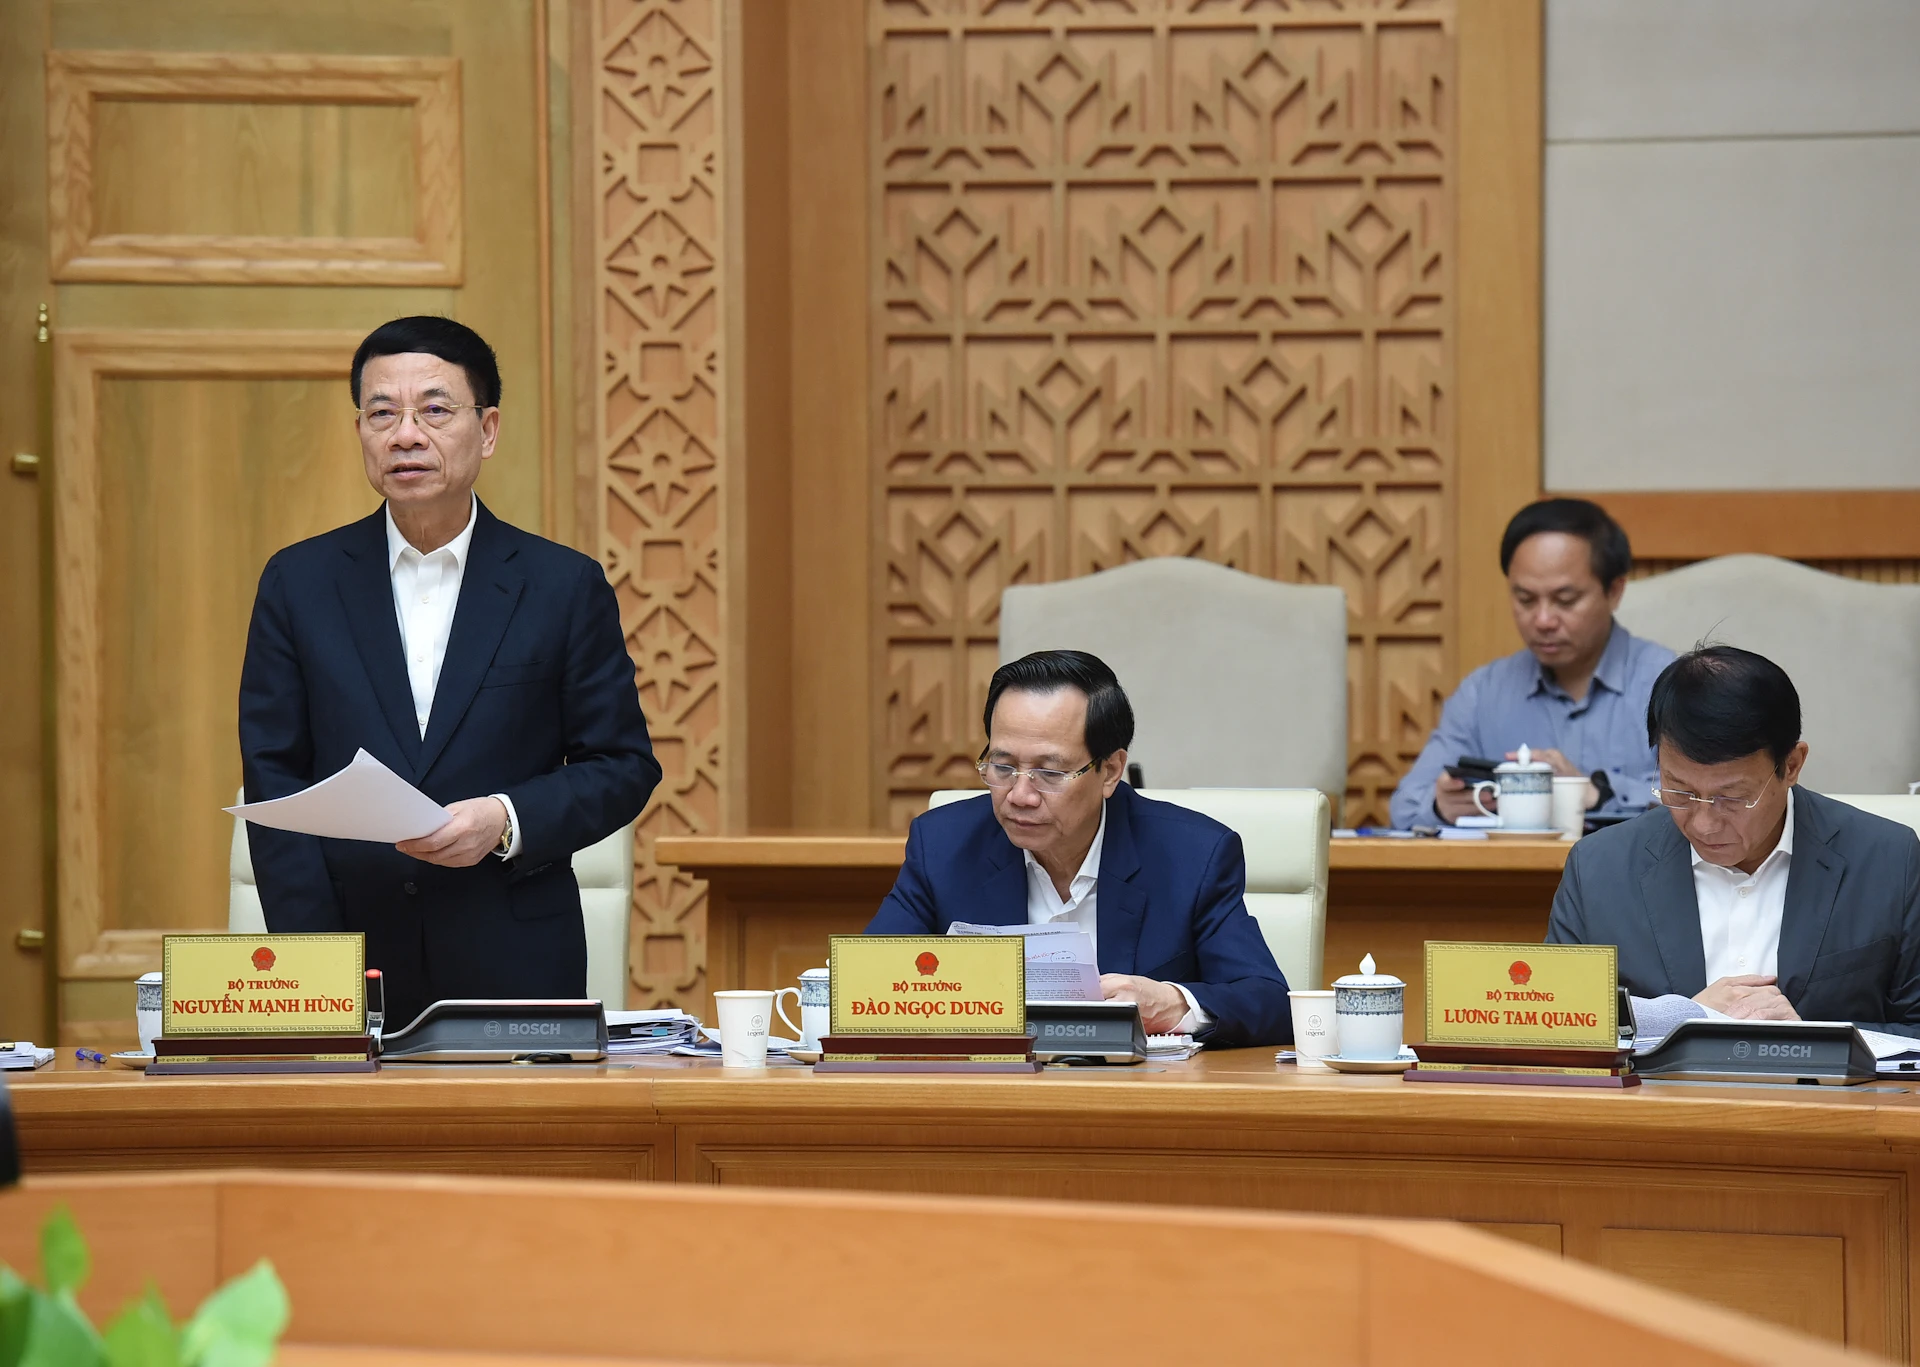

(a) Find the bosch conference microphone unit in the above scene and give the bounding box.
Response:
[375,1000,609,1063]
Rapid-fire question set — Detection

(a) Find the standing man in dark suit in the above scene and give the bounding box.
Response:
[1548,646,1920,1036]
[866,650,1291,1047]
[239,316,660,1027]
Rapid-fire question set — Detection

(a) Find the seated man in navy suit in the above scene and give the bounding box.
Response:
[866,650,1291,1047]
[240,316,660,1027]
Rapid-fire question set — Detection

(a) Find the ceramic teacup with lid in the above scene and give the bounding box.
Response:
[1332,953,1405,1061]
[1471,743,1554,830]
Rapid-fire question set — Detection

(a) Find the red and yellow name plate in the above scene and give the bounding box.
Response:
[1424,941,1618,1048]
[162,933,366,1037]
[828,935,1025,1036]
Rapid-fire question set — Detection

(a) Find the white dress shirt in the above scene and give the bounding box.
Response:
[1022,806,1210,1034]
[1693,788,1795,983]
[385,495,522,858]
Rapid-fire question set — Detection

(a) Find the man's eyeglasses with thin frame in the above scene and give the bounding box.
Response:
[1650,772,1777,815]
[976,753,1097,795]
[354,401,486,432]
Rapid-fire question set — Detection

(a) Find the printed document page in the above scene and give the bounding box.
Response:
[947,921,1101,1001]
[226,749,450,843]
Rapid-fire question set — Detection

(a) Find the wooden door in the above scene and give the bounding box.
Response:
[0,3,54,1044]
[1,0,563,1047]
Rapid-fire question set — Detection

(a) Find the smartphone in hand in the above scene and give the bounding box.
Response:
[1443,755,1500,784]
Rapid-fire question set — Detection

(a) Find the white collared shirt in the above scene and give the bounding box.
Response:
[1692,788,1795,983]
[384,495,522,858]
[1021,806,1210,1034]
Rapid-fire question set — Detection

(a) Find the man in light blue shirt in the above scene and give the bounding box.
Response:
[1390,499,1675,830]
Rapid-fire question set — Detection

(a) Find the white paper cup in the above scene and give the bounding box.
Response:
[714,990,774,1067]
[1288,990,1338,1069]
[1551,775,1588,839]
[135,970,163,1055]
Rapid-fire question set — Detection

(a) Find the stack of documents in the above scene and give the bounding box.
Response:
[948,921,1100,1002]
[1145,1034,1201,1062]
[605,1009,702,1055]
[1,1042,54,1070]
[1848,1028,1920,1075]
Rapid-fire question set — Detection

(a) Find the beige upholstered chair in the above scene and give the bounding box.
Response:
[229,798,635,1009]
[1618,555,1920,795]
[997,559,1348,812]
[1825,795,1920,841]
[926,787,1331,990]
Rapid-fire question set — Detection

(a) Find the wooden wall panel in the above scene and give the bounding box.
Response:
[591,0,729,1008]
[786,1,873,831]
[1454,0,1541,675]
[52,330,366,988]
[47,51,462,285]
[870,0,1458,828]
[97,375,374,935]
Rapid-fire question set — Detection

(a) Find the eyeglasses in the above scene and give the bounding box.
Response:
[1650,773,1776,814]
[355,402,484,432]
[976,756,1097,794]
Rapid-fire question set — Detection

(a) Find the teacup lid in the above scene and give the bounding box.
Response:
[1494,743,1553,774]
[1332,953,1404,989]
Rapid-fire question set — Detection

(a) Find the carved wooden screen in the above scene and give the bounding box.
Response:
[594,0,725,1006]
[872,0,1456,828]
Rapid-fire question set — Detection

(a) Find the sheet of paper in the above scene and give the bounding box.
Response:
[225,748,451,843]
[947,921,1101,1001]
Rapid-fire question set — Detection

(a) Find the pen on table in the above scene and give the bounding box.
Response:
[1338,827,1416,839]
[74,1048,106,1063]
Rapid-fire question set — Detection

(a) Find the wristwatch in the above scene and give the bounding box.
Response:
[1588,769,1614,810]
[495,805,514,857]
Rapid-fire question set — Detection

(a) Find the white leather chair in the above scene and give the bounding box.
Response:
[1618,555,1920,794]
[230,800,635,1009]
[927,787,1330,990]
[997,559,1348,814]
[1825,795,1920,841]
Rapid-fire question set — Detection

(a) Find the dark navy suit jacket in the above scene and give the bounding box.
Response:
[1548,789,1920,1036]
[238,500,660,1027]
[865,784,1291,1047]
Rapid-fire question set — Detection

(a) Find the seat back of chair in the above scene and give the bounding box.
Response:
[926,787,1329,990]
[230,797,635,1008]
[998,558,1348,812]
[1619,555,1920,794]
[1824,794,1920,842]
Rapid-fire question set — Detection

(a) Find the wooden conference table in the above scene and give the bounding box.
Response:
[660,832,1572,1024]
[9,1049,1917,1359]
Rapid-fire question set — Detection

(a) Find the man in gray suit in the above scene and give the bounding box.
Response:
[1547,645,1920,1036]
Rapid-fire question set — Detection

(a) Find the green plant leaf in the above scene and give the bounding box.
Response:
[178,1263,286,1367]
[38,1210,89,1297]
[102,1287,178,1367]
[19,1292,105,1367]
[0,1267,33,1367]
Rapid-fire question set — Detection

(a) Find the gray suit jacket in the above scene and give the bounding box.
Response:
[1546,789,1920,1036]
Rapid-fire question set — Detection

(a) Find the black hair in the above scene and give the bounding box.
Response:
[1499,497,1632,586]
[350,316,502,409]
[982,650,1135,764]
[1646,645,1802,774]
